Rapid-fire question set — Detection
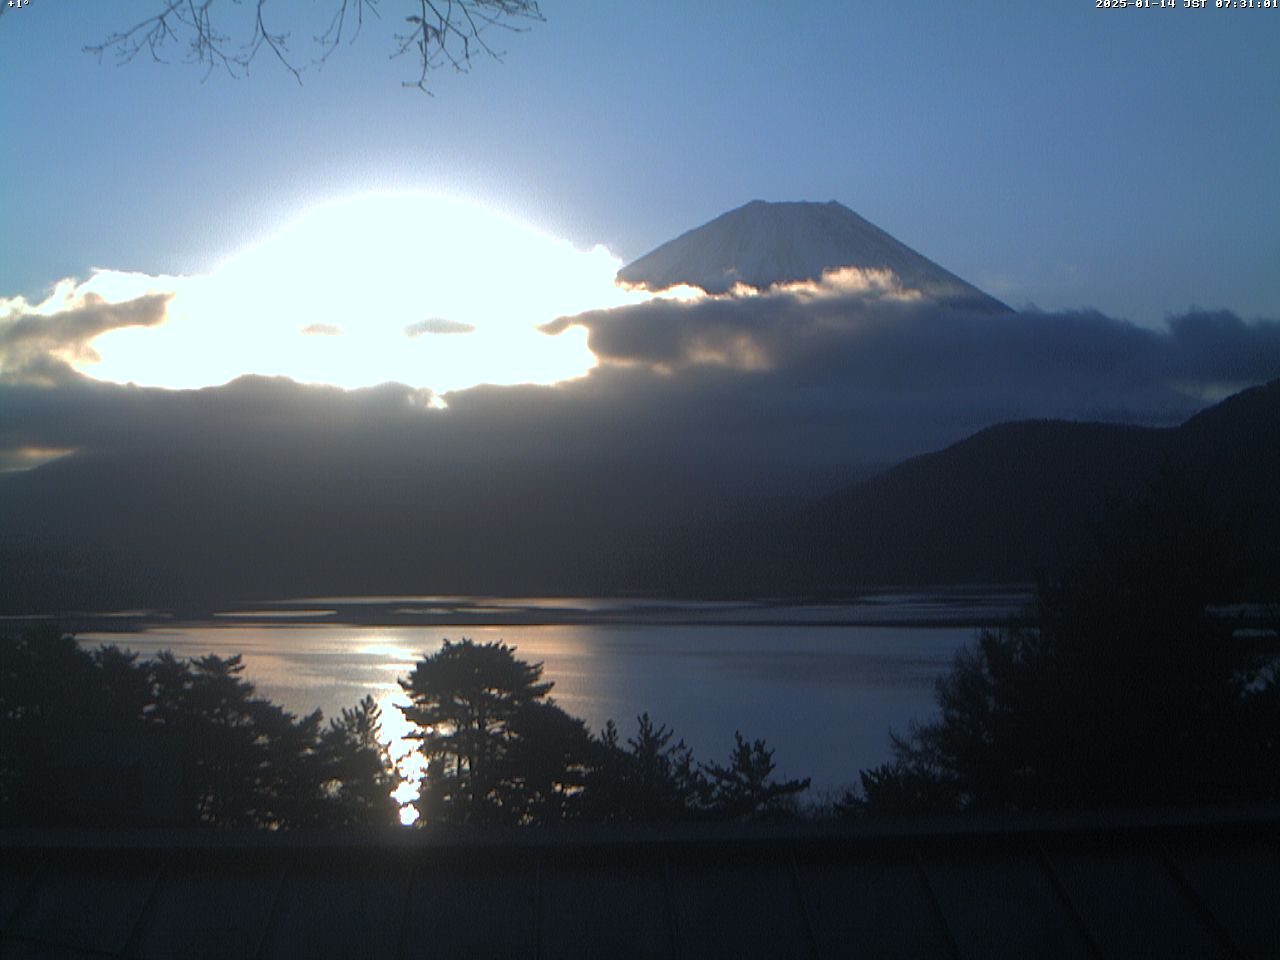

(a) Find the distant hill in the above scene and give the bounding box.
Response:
[2,381,1276,614]
[617,199,1009,312]
[0,445,716,613]
[789,420,1172,588]
[765,379,1280,591]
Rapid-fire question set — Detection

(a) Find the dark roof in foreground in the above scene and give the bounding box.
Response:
[3,807,1279,959]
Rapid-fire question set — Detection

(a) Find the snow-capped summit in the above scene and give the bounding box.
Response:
[618,200,1008,311]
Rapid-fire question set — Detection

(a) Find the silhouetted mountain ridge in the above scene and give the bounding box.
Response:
[772,379,1280,590]
[1,380,1276,613]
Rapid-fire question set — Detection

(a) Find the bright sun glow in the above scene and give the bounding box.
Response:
[58,194,657,394]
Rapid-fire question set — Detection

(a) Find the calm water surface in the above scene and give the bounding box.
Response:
[77,592,1028,797]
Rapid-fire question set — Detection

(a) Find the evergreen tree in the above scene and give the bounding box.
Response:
[852,478,1280,815]
[316,695,401,827]
[497,700,595,824]
[581,714,708,823]
[400,638,553,824]
[1,631,400,829]
[704,732,810,820]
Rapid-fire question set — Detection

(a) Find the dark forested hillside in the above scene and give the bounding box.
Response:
[792,420,1173,587]
[772,379,1280,591]
[2,380,1277,612]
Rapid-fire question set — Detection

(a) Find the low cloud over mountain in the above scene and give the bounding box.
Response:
[2,200,1279,608]
[6,297,1278,478]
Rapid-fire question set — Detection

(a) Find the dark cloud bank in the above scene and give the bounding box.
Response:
[2,290,1279,610]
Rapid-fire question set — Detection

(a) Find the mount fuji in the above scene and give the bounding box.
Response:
[618,199,1009,312]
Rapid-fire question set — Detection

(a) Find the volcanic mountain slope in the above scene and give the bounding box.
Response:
[618,199,1009,311]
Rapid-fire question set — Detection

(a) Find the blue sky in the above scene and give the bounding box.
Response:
[1,0,1277,325]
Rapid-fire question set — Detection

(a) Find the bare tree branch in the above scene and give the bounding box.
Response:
[316,0,382,68]
[84,0,542,91]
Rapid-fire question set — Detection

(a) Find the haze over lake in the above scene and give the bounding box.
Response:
[69,591,1029,795]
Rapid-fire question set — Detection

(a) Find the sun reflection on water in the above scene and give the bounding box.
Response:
[372,686,425,826]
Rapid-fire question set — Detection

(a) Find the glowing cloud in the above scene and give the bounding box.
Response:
[13,194,658,394]
[541,263,933,375]
[404,318,477,337]
[0,287,172,385]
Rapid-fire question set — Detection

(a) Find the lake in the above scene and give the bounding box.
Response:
[71,590,1031,806]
